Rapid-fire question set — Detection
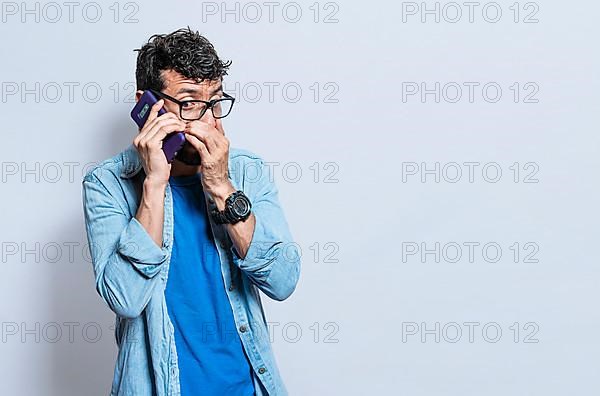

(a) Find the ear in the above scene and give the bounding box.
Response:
[135,90,143,102]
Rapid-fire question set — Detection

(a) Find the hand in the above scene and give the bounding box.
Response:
[183,117,234,199]
[133,99,186,187]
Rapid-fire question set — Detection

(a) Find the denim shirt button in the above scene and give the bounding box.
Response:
[228,284,235,291]
[220,242,227,249]
[239,325,247,333]
[258,367,266,374]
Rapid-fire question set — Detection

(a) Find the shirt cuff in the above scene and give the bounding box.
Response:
[117,216,168,278]
[230,216,275,278]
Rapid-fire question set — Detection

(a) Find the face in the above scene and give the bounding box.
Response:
[136,69,224,166]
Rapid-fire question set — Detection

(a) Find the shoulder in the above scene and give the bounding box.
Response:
[82,146,130,186]
[229,147,264,162]
[81,146,137,216]
[228,147,276,193]
[228,146,267,175]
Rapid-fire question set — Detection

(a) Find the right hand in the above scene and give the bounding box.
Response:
[133,99,186,187]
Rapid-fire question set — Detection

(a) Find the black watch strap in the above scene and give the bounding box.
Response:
[211,190,251,224]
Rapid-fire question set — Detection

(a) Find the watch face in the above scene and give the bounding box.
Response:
[232,196,250,217]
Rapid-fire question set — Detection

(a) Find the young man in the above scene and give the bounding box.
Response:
[82,27,301,396]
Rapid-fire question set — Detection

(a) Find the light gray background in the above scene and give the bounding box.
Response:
[1,0,599,395]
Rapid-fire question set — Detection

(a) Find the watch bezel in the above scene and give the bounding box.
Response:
[213,190,251,224]
[230,194,251,217]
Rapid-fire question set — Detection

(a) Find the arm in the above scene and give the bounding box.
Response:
[181,119,301,301]
[82,173,169,319]
[211,182,255,259]
[136,178,168,247]
[225,157,301,301]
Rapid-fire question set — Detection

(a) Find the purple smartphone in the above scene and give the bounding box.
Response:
[130,90,185,163]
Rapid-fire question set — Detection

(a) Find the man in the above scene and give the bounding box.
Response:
[82,27,301,396]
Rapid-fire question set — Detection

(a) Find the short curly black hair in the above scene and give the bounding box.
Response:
[134,26,232,91]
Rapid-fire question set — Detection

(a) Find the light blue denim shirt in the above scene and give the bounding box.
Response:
[81,144,301,396]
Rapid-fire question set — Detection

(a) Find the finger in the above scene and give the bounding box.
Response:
[212,127,229,149]
[143,126,185,152]
[144,118,185,145]
[185,133,210,159]
[146,98,165,125]
[142,112,178,136]
[136,109,176,146]
[140,120,185,148]
[136,97,166,141]
[139,118,177,146]
[185,123,219,153]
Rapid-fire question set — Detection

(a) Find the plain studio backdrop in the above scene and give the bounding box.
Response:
[1,1,599,395]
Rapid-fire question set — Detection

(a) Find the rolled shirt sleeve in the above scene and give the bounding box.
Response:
[118,216,168,278]
[229,156,301,301]
[83,172,168,318]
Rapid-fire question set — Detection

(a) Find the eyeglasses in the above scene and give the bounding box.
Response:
[150,89,235,120]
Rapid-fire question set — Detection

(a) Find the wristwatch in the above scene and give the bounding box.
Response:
[211,190,252,224]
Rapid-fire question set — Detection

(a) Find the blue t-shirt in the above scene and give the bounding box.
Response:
[164,172,255,396]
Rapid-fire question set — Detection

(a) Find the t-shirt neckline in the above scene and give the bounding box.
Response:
[169,172,202,186]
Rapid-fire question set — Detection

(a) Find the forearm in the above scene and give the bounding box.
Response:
[226,213,256,259]
[212,182,255,259]
[228,209,300,301]
[135,179,167,248]
[204,157,301,301]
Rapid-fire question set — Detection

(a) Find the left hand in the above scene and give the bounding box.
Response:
[183,118,235,200]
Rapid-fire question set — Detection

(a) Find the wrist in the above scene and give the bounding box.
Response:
[211,182,237,211]
[211,190,252,225]
[143,177,168,194]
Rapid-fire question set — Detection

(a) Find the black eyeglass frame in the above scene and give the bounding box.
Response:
[149,89,235,120]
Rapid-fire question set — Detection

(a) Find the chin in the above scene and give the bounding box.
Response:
[174,144,202,166]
